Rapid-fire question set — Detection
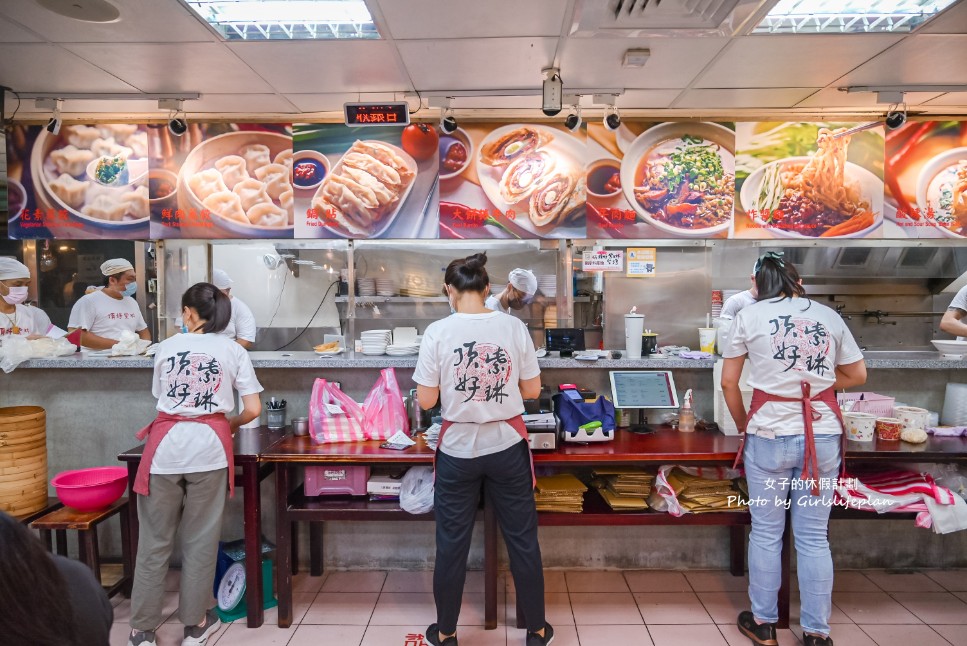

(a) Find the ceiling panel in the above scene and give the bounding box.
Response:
[695,34,901,89]
[559,37,728,89]
[397,38,558,91]
[796,88,944,109]
[923,92,967,106]
[0,16,42,42]
[191,93,297,113]
[674,88,818,109]
[920,0,967,33]
[0,0,216,43]
[617,90,682,109]
[229,41,409,94]
[0,44,136,93]
[285,92,401,113]
[374,0,569,39]
[838,35,967,86]
[64,43,274,94]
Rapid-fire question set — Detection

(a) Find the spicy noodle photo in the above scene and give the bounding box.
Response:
[734,122,884,239]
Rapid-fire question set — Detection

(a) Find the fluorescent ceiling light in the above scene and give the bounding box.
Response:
[183,0,379,40]
[752,0,960,34]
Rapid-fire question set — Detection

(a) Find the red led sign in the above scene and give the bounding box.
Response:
[343,102,410,127]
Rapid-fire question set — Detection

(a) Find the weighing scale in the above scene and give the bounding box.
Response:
[213,539,277,623]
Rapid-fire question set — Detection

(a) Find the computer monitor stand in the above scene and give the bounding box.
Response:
[627,409,655,434]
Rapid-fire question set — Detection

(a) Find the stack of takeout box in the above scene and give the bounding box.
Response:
[665,468,747,513]
[534,474,587,513]
[592,467,654,511]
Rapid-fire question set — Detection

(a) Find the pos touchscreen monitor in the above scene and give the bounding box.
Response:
[609,370,679,410]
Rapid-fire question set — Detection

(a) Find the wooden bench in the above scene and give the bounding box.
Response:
[19,496,68,554]
[30,498,133,598]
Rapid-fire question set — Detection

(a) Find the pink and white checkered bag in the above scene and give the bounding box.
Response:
[362,367,409,441]
[308,379,366,444]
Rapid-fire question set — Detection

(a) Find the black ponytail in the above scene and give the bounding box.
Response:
[755,254,805,301]
[444,252,489,294]
[182,282,232,334]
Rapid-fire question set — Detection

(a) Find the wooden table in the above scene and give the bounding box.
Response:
[118,426,283,628]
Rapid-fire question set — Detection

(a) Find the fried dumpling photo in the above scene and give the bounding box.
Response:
[214,155,250,190]
[188,168,229,201]
[240,144,271,175]
[64,125,101,150]
[49,173,90,209]
[254,163,290,200]
[311,196,369,237]
[528,171,583,227]
[120,186,150,220]
[340,166,398,207]
[81,194,127,221]
[202,190,247,224]
[49,145,95,176]
[480,127,553,168]
[232,178,271,211]
[349,141,414,183]
[341,152,401,188]
[246,202,288,227]
[322,178,378,229]
[499,151,554,204]
[328,174,379,210]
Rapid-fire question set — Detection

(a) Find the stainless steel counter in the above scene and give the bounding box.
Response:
[14,350,966,370]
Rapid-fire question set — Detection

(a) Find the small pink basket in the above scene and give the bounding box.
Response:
[837,392,895,418]
[51,466,127,512]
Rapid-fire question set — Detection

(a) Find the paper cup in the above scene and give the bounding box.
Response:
[698,327,716,354]
[625,314,645,359]
[875,417,903,441]
[843,411,877,442]
[894,406,929,432]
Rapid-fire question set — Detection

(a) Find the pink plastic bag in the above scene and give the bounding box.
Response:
[362,368,410,441]
[308,379,366,444]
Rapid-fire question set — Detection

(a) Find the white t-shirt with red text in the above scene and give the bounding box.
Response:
[0,304,52,338]
[414,311,540,459]
[723,297,863,436]
[68,289,147,342]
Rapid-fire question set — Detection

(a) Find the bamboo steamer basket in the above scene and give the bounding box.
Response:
[0,407,48,519]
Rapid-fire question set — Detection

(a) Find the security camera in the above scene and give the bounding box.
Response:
[45,115,62,135]
[440,108,458,134]
[168,116,188,136]
[542,67,563,117]
[885,109,907,131]
[564,106,582,133]
[603,106,621,132]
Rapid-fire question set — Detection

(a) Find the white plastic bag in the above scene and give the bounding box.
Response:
[400,466,435,515]
[111,330,152,356]
[0,335,76,373]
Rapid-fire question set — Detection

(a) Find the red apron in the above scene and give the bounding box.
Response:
[435,415,535,487]
[134,412,235,497]
[732,382,846,496]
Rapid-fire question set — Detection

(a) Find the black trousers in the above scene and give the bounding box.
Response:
[433,439,546,634]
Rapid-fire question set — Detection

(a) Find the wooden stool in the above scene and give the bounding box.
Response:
[30,498,133,598]
[20,496,68,555]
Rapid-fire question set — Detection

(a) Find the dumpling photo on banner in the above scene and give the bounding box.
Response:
[885,120,967,240]
[5,123,150,240]
[438,122,587,239]
[586,121,734,240]
[733,121,884,240]
[293,123,439,239]
[148,123,294,239]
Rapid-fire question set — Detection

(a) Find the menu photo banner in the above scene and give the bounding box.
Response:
[293,122,439,239]
[6,123,150,240]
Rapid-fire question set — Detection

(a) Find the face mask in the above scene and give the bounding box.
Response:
[446,288,456,314]
[123,282,137,297]
[521,294,534,305]
[1,286,29,305]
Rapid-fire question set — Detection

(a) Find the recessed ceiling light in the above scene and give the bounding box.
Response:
[183,0,380,40]
[34,0,120,23]
[752,0,960,34]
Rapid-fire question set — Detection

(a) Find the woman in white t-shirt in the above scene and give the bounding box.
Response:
[128,283,262,646]
[722,253,866,646]
[413,253,552,646]
[0,258,53,340]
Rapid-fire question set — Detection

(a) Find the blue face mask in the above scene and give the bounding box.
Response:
[123,282,137,297]
[181,324,189,334]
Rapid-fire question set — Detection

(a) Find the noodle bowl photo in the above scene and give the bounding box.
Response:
[916,147,967,239]
[739,127,883,239]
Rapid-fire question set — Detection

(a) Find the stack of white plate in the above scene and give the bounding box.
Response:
[376,278,396,296]
[538,275,557,298]
[360,329,391,355]
[358,278,376,297]
[386,343,420,356]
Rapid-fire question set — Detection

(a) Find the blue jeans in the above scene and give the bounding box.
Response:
[744,433,841,636]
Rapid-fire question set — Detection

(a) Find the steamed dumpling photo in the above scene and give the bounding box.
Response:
[202,190,247,224]
[82,194,127,221]
[50,145,95,176]
[215,155,250,190]
[274,150,293,173]
[246,202,288,227]
[49,173,90,209]
[120,186,150,220]
[240,144,271,175]
[64,125,101,150]
[188,168,229,201]
[232,178,271,211]
[254,163,290,200]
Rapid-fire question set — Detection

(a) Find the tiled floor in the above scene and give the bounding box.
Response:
[108,568,967,645]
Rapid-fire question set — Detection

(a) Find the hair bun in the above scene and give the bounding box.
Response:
[464,252,488,270]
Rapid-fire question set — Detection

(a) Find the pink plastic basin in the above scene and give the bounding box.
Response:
[51,466,128,512]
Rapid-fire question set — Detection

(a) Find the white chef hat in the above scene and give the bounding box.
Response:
[0,257,30,281]
[212,269,234,290]
[101,258,134,276]
[508,268,538,296]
